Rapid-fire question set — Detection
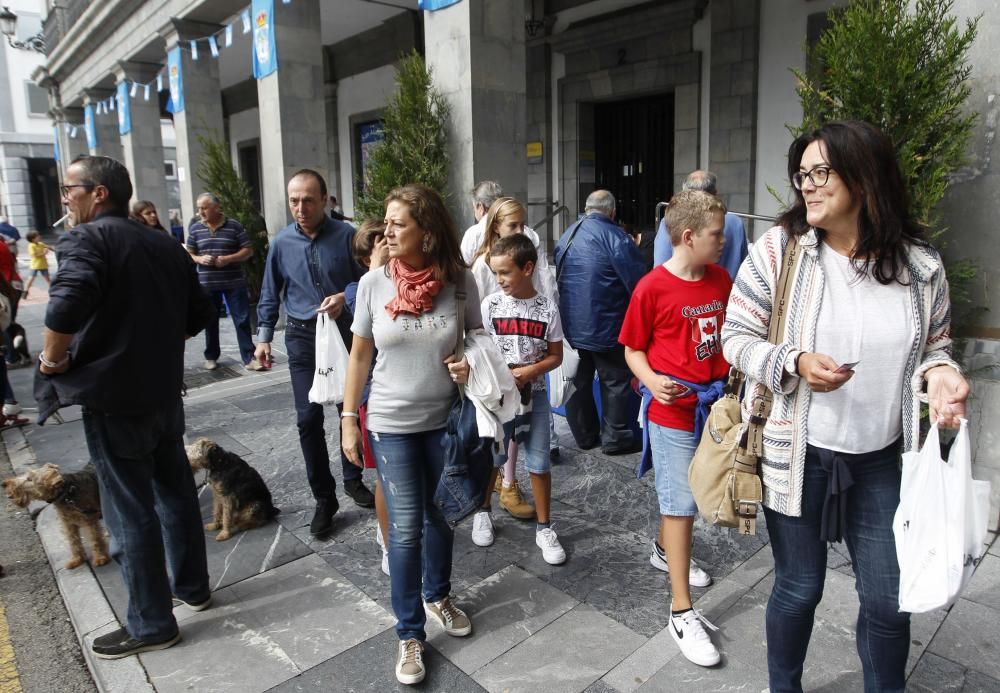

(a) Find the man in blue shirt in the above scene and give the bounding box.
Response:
[653,170,749,279]
[186,194,261,371]
[255,169,374,535]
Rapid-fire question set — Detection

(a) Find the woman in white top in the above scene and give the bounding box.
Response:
[721,120,969,693]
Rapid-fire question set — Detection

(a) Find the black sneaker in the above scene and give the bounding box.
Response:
[172,594,212,612]
[310,497,339,536]
[602,440,643,456]
[549,448,561,464]
[344,478,376,508]
[92,627,180,659]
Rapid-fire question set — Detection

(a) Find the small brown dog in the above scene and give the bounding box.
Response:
[185,438,279,541]
[3,463,109,569]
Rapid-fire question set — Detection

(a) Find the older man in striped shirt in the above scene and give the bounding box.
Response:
[186,193,262,371]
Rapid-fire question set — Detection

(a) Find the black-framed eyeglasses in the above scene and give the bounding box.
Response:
[791,166,832,191]
[59,184,94,197]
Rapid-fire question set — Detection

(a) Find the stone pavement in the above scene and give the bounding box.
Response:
[3,286,1000,692]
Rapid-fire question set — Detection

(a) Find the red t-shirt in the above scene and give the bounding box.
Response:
[619,263,733,431]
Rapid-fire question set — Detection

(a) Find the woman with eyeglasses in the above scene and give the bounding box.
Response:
[721,120,969,693]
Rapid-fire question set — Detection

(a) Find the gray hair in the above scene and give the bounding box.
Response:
[584,190,616,217]
[682,170,719,195]
[471,180,503,208]
[196,192,221,207]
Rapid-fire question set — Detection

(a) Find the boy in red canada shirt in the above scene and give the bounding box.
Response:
[619,190,733,667]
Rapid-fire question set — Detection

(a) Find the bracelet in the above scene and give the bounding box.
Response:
[340,411,359,419]
[38,351,70,369]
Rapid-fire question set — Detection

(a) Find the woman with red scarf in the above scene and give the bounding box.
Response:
[341,184,481,685]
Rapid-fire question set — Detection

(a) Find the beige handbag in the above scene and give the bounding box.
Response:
[688,236,800,535]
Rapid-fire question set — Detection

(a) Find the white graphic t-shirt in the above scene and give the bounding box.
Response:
[481,291,564,391]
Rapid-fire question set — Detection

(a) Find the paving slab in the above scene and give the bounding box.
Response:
[962,552,1000,612]
[268,627,486,693]
[426,564,578,674]
[906,651,1000,693]
[636,647,768,692]
[473,604,646,693]
[927,598,1000,681]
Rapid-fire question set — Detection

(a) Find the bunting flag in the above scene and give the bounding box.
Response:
[190,40,199,60]
[167,46,185,114]
[209,35,219,58]
[117,81,131,135]
[53,127,60,162]
[242,10,251,33]
[418,0,461,9]
[84,103,97,149]
[129,82,138,97]
[156,74,163,93]
[144,84,150,101]
[225,24,233,47]
[70,125,78,138]
[251,0,278,79]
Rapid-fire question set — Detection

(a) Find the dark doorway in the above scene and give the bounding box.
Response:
[237,140,263,213]
[27,158,61,230]
[593,93,674,234]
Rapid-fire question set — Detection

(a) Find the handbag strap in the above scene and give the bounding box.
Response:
[738,234,801,462]
[554,218,586,281]
[454,273,466,400]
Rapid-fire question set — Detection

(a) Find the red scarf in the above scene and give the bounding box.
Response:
[385,259,441,319]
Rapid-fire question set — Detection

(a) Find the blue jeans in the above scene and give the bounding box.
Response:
[284,318,360,500]
[497,390,552,474]
[83,399,209,642]
[368,428,453,641]
[764,443,909,693]
[648,423,698,516]
[204,286,255,364]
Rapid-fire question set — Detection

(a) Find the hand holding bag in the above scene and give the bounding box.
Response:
[894,419,990,613]
[307,314,350,405]
[687,236,800,535]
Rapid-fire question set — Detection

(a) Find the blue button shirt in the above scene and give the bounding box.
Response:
[255,216,364,343]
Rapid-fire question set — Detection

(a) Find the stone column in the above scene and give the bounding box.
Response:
[256,0,328,236]
[83,90,124,162]
[707,0,760,214]
[0,153,32,229]
[425,1,528,226]
[114,62,167,217]
[161,19,225,230]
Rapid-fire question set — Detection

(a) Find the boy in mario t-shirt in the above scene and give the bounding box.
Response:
[619,190,733,668]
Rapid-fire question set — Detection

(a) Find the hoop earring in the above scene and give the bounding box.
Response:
[422,236,431,253]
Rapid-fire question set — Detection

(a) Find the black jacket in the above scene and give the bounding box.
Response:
[35,212,213,421]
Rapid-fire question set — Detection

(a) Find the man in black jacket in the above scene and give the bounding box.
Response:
[38,155,215,659]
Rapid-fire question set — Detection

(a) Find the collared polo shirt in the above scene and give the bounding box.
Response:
[186,217,251,291]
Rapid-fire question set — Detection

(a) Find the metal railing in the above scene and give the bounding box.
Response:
[530,204,569,237]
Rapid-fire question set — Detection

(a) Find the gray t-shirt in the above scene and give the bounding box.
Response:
[352,268,482,434]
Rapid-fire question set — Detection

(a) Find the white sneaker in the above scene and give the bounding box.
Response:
[535,526,566,565]
[471,510,494,547]
[395,638,425,685]
[204,359,218,370]
[375,527,390,576]
[650,541,712,587]
[668,605,721,667]
[2,403,21,416]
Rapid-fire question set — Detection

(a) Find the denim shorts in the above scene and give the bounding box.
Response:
[496,389,552,475]
[648,422,698,516]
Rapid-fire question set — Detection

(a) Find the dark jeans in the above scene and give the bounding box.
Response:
[204,286,255,364]
[368,428,452,641]
[565,345,635,450]
[284,318,360,500]
[83,399,209,642]
[764,443,909,693]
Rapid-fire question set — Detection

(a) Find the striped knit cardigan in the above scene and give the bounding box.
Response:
[721,226,960,517]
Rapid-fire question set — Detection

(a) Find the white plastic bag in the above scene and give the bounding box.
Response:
[308,314,350,405]
[894,418,990,613]
[548,339,580,408]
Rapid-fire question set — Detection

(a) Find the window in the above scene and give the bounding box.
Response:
[164,160,177,180]
[25,82,48,116]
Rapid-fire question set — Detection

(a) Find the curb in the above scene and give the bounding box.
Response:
[1,426,156,693]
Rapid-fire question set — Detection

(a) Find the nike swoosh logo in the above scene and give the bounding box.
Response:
[671,620,684,639]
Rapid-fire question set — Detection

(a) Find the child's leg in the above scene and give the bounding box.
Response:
[523,392,553,526]
[662,514,695,609]
[529,472,551,524]
[502,439,517,485]
[24,274,35,292]
[481,466,499,510]
[374,477,389,546]
[41,270,50,286]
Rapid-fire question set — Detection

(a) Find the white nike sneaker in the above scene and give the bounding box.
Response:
[471,511,495,547]
[668,604,721,667]
[535,526,566,565]
[650,540,712,587]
